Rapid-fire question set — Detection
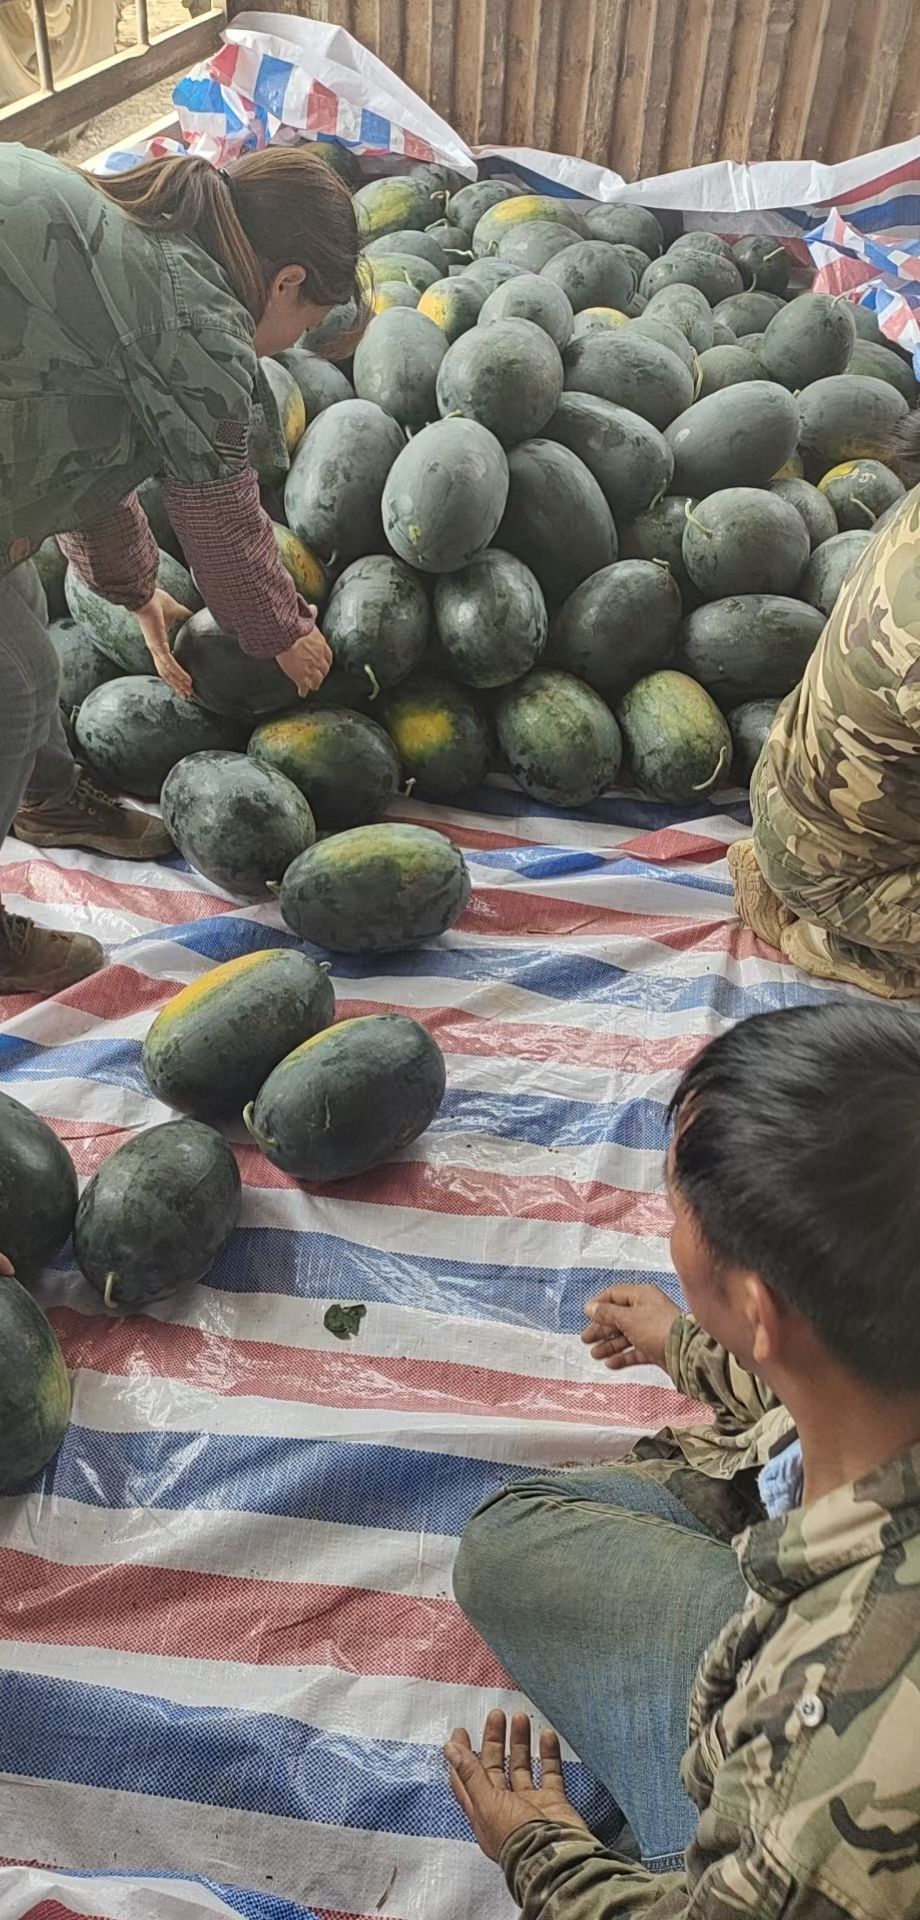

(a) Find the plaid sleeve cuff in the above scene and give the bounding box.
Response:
[58,493,159,611]
[164,468,317,659]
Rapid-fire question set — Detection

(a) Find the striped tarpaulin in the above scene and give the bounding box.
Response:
[0,783,825,1920]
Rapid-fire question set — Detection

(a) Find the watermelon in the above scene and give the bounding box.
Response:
[249,707,401,828]
[616,670,732,801]
[817,458,905,531]
[284,400,404,563]
[273,523,327,606]
[497,438,617,609]
[32,536,68,618]
[449,181,521,239]
[640,250,742,307]
[495,222,581,272]
[758,294,856,389]
[74,1119,241,1312]
[677,595,825,708]
[364,228,450,274]
[353,308,447,430]
[280,822,470,953]
[669,232,735,260]
[0,1088,77,1277]
[682,489,810,599]
[275,347,355,417]
[65,550,200,675]
[581,205,663,256]
[174,611,292,718]
[142,949,335,1119]
[0,1278,71,1491]
[49,616,120,713]
[771,476,838,550]
[627,311,699,373]
[355,174,446,240]
[541,240,634,314]
[365,252,442,294]
[494,669,622,807]
[472,195,582,257]
[619,494,701,607]
[372,282,421,313]
[244,1014,446,1182]
[161,751,316,901]
[543,392,673,521]
[378,675,490,799]
[666,384,798,496]
[424,220,471,264]
[844,340,917,403]
[551,560,682,703]
[569,307,631,344]
[478,273,574,350]
[417,276,484,340]
[323,553,429,695]
[75,676,245,799]
[639,285,714,353]
[796,375,908,479]
[729,699,779,782]
[731,238,790,296]
[301,298,363,360]
[801,531,873,618]
[696,346,762,397]
[564,330,694,430]
[460,259,529,296]
[433,549,547,686]
[249,358,306,484]
[383,417,509,573]
[713,290,786,335]
[436,318,564,447]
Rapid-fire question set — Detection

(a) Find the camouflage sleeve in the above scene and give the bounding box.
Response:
[664,1315,778,1431]
[501,1822,686,1916]
[117,323,259,487]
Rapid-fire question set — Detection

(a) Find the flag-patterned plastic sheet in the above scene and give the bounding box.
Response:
[0,783,824,1920]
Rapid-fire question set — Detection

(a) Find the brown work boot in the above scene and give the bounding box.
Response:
[0,906,104,996]
[727,838,795,950]
[781,919,920,1000]
[14,772,173,860]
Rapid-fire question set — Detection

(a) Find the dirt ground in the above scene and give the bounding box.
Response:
[60,0,201,164]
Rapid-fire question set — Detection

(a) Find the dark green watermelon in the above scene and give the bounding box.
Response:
[551,560,682,703]
[496,438,617,609]
[436,317,564,447]
[279,822,470,953]
[433,548,547,686]
[494,669,622,807]
[75,676,245,799]
[681,488,810,599]
[323,554,429,694]
[353,308,447,430]
[378,674,490,799]
[0,1278,71,1491]
[543,391,673,521]
[728,699,779,782]
[677,595,826,708]
[248,707,402,828]
[142,948,336,1119]
[65,551,201,675]
[0,1089,77,1276]
[284,399,405,562]
[74,1119,241,1311]
[49,616,121,711]
[564,329,694,429]
[383,417,509,572]
[174,612,293,719]
[161,751,316,901]
[244,1014,447,1181]
[801,531,874,618]
[275,346,355,415]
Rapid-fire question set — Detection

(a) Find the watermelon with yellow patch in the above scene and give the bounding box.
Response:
[417,276,484,342]
[373,282,421,313]
[365,253,441,293]
[142,948,335,1119]
[354,174,446,241]
[272,524,328,606]
[472,194,582,257]
[248,707,401,829]
[569,306,630,344]
[244,1013,447,1181]
[249,358,307,485]
[279,821,471,954]
[817,458,905,531]
[0,1278,71,1492]
[378,675,490,800]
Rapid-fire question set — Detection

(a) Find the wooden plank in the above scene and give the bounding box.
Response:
[553,0,595,161]
[800,0,856,162]
[0,12,224,146]
[719,0,770,161]
[611,0,655,179]
[375,0,404,73]
[841,0,913,159]
[531,0,563,153]
[350,0,380,59]
[582,0,626,169]
[746,0,795,161]
[477,0,509,145]
[882,5,920,147]
[504,0,540,148]
[402,0,433,103]
[29,0,54,93]
[637,0,682,178]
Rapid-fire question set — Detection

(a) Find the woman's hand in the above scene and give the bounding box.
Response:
[136,589,193,697]
[445,1710,587,1863]
[0,1254,14,1276]
[275,628,333,697]
[581,1282,681,1372]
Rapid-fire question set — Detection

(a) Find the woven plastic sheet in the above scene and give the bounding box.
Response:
[0,782,825,1920]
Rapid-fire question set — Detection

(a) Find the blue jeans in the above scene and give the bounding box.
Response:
[453,1462,747,1872]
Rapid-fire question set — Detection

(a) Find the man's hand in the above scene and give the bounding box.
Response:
[275,627,333,697]
[581,1282,681,1372]
[136,589,193,697]
[444,1710,587,1864]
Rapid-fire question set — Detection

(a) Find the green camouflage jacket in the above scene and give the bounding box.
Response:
[501,1319,920,1918]
[752,486,920,911]
[0,143,284,569]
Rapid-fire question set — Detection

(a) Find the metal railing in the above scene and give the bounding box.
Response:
[0,0,227,146]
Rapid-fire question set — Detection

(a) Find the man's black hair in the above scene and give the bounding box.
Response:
[669,1002,920,1391]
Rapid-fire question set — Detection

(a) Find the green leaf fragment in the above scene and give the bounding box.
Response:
[324,1301,368,1340]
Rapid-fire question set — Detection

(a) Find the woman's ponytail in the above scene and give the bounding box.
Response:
[87,146,361,324]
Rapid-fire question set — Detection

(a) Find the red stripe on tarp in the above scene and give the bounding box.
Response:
[1,859,230,929]
[306,79,340,136]
[0,1548,510,1689]
[51,1302,700,1429]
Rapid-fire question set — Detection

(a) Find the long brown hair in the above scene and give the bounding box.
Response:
[89,147,362,324]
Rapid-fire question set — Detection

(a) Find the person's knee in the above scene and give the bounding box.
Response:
[454,1477,558,1630]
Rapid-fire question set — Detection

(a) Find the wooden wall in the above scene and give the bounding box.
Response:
[229,0,920,173]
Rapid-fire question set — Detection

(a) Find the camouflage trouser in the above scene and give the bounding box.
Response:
[750,751,920,987]
[0,562,76,840]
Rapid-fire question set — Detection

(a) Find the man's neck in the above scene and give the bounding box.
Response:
[779,1371,920,1506]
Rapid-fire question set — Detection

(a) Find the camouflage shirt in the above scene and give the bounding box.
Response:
[0,143,285,569]
[752,487,920,903]
[501,1319,920,1918]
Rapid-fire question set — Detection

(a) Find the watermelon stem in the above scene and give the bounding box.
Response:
[242,1102,279,1153]
[103,1271,117,1312]
[684,500,714,538]
[265,880,281,895]
[692,744,729,793]
[364,663,381,700]
[402,776,416,797]
[691,351,702,400]
[852,496,876,525]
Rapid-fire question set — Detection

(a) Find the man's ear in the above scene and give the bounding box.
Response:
[743,1271,782,1370]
